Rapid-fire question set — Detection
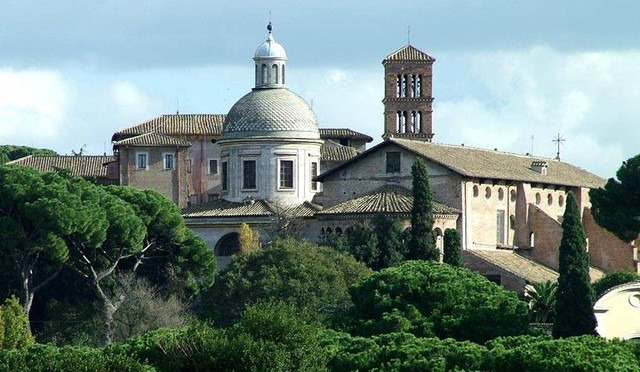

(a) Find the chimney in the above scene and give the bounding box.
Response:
[531,161,548,175]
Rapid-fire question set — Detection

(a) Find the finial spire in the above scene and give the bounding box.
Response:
[267,11,272,34]
[553,132,565,161]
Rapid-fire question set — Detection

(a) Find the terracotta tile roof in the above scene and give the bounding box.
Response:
[464,249,605,283]
[182,199,322,219]
[321,145,359,162]
[182,199,274,218]
[113,133,191,147]
[112,114,225,141]
[318,138,605,189]
[317,184,459,216]
[7,155,114,179]
[384,45,435,63]
[319,128,373,142]
[390,138,605,188]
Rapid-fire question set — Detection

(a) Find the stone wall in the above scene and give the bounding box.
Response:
[525,204,563,270]
[584,207,638,273]
[462,251,527,294]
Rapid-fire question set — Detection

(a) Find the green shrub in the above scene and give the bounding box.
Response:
[0,296,34,350]
[593,271,640,298]
[346,260,529,343]
[202,238,371,326]
[0,343,152,372]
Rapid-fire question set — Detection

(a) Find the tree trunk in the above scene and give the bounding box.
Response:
[101,300,118,346]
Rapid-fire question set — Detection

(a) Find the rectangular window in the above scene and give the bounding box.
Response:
[279,160,294,189]
[163,153,174,170]
[221,162,228,191]
[208,159,218,175]
[496,210,506,245]
[311,162,318,191]
[386,152,401,173]
[187,159,192,173]
[136,153,147,170]
[243,160,257,189]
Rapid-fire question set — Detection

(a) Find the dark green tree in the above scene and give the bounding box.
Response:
[327,214,407,270]
[202,238,371,326]
[0,145,57,164]
[592,270,640,298]
[525,281,557,323]
[104,186,216,299]
[590,154,640,242]
[0,166,90,316]
[407,159,437,260]
[443,228,462,267]
[553,191,597,338]
[347,260,529,343]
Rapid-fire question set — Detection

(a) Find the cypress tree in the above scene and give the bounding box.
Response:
[443,228,463,267]
[552,191,597,338]
[408,158,438,260]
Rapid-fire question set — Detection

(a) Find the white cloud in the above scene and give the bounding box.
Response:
[435,47,640,177]
[0,69,71,144]
[110,81,160,120]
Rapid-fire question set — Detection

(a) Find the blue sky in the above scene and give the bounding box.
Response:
[0,0,638,177]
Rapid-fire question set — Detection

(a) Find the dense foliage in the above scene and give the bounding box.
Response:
[112,302,328,372]
[408,159,438,260]
[0,297,34,351]
[327,214,408,270]
[590,154,640,242]
[524,281,557,323]
[553,191,597,338]
[202,238,372,326]
[443,228,462,267]
[346,260,529,343]
[0,145,57,164]
[593,270,640,298]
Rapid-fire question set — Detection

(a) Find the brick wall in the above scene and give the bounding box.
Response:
[584,208,637,272]
[462,251,527,294]
[526,204,563,270]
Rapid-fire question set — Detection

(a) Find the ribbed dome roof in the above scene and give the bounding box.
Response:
[254,34,287,59]
[222,89,319,140]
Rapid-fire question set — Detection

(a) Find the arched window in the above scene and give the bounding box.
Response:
[326,227,333,235]
[473,185,479,197]
[401,75,407,97]
[559,194,565,207]
[529,232,535,248]
[396,111,402,132]
[396,74,401,97]
[272,64,278,84]
[510,189,517,202]
[261,64,268,85]
[485,186,492,199]
[411,74,417,97]
[410,111,417,133]
[498,188,504,201]
[535,192,541,205]
[255,65,258,85]
[416,75,422,97]
[547,193,553,206]
[282,65,286,84]
[416,111,422,133]
[510,215,516,230]
[435,227,444,261]
[335,227,343,235]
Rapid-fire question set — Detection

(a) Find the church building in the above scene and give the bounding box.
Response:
[9,24,638,291]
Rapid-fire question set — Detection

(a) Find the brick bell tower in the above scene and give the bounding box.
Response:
[382,45,435,141]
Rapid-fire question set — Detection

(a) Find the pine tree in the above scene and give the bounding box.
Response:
[443,228,463,267]
[408,159,438,260]
[552,191,597,338]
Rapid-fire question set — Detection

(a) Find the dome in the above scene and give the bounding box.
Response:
[223,89,319,140]
[254,34,287,60]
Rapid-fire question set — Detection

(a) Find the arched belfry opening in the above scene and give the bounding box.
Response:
[253,22,287,89]
[382,44,435,141]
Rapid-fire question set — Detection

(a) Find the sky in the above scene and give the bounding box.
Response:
[0,0,638,178]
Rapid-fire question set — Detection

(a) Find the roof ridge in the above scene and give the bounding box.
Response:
[392,138,555,160]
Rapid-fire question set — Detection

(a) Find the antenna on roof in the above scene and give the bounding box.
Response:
[407,26,411,45]
[553,132,565,161]
[103,141,106,156]
[176,98,180,115]
[530,135,534,155]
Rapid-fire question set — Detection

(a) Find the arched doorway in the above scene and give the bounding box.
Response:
[215,232,240,270]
